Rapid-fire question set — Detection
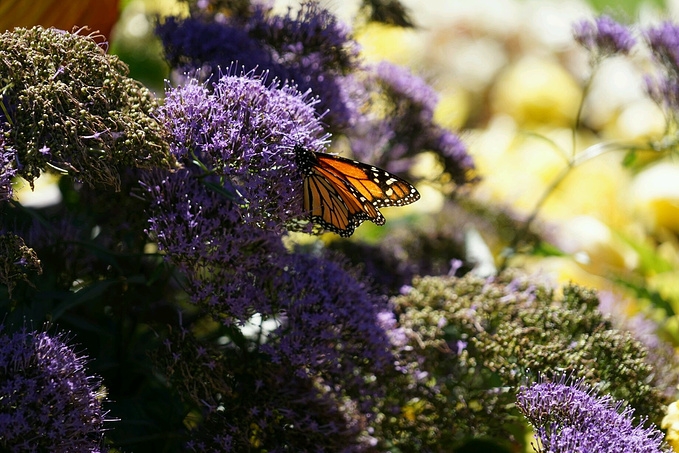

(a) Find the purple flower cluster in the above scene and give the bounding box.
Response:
[0,326,107,453]
[516,377,669,453]
[156,2,474,186]
[146,77,395,375]
[155,73,323,221]
[143,73,326,319]
[573,15,636,56]
[143,70,400,447]
[351,61,474,185]
[156,1,363,132]
[156,16,275,79]
[645,22,679,111]
[247,0,364,132]
[245,2,359,73]
[261,253,394,397]
[646,22,679,74]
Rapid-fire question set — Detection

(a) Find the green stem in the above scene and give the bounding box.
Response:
[499,64,607,269]
[572,72,594,158]
[499,140,624,270]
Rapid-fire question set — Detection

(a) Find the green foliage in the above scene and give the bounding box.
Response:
[586,0,665,16]
[0,27,174,190]
[374,272,676,452]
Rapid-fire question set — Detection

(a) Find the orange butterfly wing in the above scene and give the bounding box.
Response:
[296,146,420,237]
[314,153,420,208]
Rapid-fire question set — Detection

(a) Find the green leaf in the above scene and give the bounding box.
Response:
[585,0,666,15]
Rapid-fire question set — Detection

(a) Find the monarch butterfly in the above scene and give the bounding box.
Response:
[295,145,420,237]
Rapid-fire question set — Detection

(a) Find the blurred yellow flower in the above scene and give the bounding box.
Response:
[355,22,422,65]
[469,115,564,214]
[471,118,632,226]
[553,215,639,277]
[491,56,581,127]
[630,163,679,236]
[434,85,471,131]
[662,400,679,452]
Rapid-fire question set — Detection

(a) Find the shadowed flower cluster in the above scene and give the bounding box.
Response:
[0,233,41,298]
[157,1,362,133]
[153,250,397,450]
[0,26,174,191]
[0,134,16,203]
[0,326,107,452]
[158,327,369,452]
[517,376,669,453]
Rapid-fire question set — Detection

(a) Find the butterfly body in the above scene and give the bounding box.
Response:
[295,146,420,237]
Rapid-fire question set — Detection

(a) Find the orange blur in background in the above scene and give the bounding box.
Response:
[0,0,120,38]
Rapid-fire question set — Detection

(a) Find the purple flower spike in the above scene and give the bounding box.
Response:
[573,15,636,56]
[374,61,439,121]
[350,61,475,185]
[516,376,669,453]
[646,22,679,75]
[642,22,679,111]
[0,326,108,453]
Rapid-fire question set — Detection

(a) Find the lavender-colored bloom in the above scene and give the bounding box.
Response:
[245,3,360,74]
[142,73,326,319]
[262,253,395,385]
[0,326,107,452]
[644,22,679,111]
[157,2,363,132]
[376,310,408,348]
[646,22,679,75]
[156,16,276,79]
[516,377,669,453]
[644,74,679,111]
[573,15,636,56]
[427,126,476,180]
[154,73,323,221]
[374,60,439,120]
